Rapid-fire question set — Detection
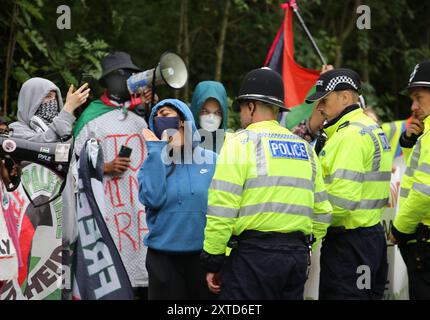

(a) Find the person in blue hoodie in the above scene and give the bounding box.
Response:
[190,81,229,154]
[138,98,217,300]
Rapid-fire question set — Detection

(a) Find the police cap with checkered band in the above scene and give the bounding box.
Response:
[232,67,287,112]
[305,68,362,103]
[407,61,430,89]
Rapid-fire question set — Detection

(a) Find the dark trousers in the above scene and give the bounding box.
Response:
[319,223,388,300]
[146,248,215,300]
[219,237,308,300]
[133,286,148,300]
[399,243,430,300]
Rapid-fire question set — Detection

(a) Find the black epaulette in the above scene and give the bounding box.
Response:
[336,121,350,132]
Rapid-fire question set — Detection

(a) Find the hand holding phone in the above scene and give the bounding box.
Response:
[118,145,133,158]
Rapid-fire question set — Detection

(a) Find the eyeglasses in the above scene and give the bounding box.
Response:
[200,108,223,117]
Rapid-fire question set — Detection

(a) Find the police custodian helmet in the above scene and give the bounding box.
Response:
[407,60,430,89]
[232,67,287,112]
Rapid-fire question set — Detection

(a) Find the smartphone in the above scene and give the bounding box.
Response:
[118,145,132,158]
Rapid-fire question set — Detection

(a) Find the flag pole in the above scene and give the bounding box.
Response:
[288,0,327,66]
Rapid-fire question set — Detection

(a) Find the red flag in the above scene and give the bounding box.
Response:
[265,1,320,109]
[283,2,320,108]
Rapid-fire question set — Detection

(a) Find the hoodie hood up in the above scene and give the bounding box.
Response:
[190,81,228,130]
[149,98,200,149]
[16,77,63,125]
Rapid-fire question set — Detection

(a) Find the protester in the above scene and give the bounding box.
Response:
[0,117,21,289]
[10,78,89,244]
[201,67,332,300]
[0,117,20,189]
[190,81,229,153]
[6,77,89,299]
[0,117,9,133]
[74,51,155,299]
[389,60,430,299]
[291,106,326,145]
[305,68,392,299]
[138,98,216,300]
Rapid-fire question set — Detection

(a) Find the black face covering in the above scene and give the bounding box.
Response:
[104,69,134,103]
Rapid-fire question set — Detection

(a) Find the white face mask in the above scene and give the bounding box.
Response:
[200,114,222,132]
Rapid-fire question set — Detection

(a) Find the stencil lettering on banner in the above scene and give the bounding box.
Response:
[79,214,121,299]
[24,246,62,299]
[0,239,11,256]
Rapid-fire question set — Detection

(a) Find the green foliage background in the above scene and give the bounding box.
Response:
[1,0,430,128]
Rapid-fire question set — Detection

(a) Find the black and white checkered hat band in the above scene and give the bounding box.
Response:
[325,76,358,91]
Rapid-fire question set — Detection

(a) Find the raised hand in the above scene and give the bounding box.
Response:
[141,128,160,142]
[406,116,424,138]
[64,83,91,114]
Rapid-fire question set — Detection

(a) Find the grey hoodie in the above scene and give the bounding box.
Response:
[10,77,78,245]
[10,77,76,142]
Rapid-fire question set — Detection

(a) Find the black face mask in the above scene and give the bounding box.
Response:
[104,69,134,103]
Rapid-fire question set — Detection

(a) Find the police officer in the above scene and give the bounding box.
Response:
[305,68,392,299]
[389,61,430,300]
[200,67,333,300]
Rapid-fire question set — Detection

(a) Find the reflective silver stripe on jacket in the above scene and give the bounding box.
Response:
[405,141,422,177]
[244,176,314,191]
[207,205,239,218]
[388,122,397,142]
[314,191,329,203]
[324,169,391,184]
[412,183,430,197]
[238,202,313,218]
[306,142,316,189]
[328,194,389,210]
[312,212,332,224]
[210,179,243,196]
[418,162,430,175]
[349,122,382,172]
[399,188,410,198]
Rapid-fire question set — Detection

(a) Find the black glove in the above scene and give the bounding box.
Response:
[399,131,420,148]
[391,224,415,244]
[200,250,226,273]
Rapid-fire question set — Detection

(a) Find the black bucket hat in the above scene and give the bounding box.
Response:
[99,52,141,85]
[232,67,287,112]
[305,68,361,103]
[407,61,430,89]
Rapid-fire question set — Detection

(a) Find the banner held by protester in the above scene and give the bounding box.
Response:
[72,139,134,300]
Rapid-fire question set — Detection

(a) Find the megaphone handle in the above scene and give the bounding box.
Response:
[145,67,158,122]
[151,67,157,106]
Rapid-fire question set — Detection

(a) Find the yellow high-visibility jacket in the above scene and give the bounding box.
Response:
[382,120,406,160]
[394,115,430,234]
[203,120,333,256]
[319,108,392,229]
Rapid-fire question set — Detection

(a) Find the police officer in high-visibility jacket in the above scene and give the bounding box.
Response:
[200,67,333,300]
[389,61,430,300]
[305,68,392,300]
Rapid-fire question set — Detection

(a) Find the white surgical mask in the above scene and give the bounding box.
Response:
[200,114,222,132]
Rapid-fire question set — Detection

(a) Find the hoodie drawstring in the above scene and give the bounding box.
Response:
[186,165,194,195]
[175,165,182,205]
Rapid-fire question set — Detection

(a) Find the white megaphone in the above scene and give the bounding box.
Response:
[127,52,188,94]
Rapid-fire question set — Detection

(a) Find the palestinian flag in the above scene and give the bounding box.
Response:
[265,1,320,129]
